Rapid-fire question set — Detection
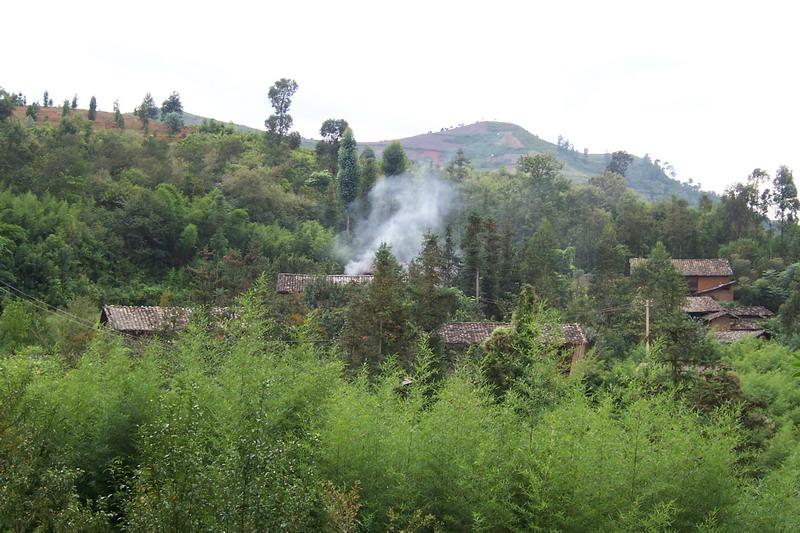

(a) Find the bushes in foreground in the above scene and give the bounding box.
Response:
[1,292,800,531]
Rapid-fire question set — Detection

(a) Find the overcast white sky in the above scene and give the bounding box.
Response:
[5,0,798,192]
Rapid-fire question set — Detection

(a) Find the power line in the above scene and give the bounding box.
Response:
[0,279,139,340]
[0,285,98,333]
[0,279,346,346]
[0,278,96,329]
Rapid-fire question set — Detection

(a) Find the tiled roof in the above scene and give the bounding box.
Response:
[439,322,509,345]
[629,258,733,277]
[440,322,589,347]
[561,323,590,345]
[101,305,192,332]
[703,311,729,322]
[275,273,374,293]
[728,306,774,318]
[715,330,766,343]
[101,306,233,333]
[731,319,766,331]
[701,305,774,324]
[683,296,724,314]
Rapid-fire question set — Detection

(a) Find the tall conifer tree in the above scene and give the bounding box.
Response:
[337,128,360,234]
[88,96,97,121]
[359,146,378,197]
[460,214,483,300]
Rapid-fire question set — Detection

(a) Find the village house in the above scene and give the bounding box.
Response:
[101,305,232,335]
[680,297,774,341]
[706,305,773,340]
[275,273,374,294]
[439,321,591,373]
[630,258,735,301]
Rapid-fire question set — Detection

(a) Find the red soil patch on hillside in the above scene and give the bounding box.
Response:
[11,106,187,137]
[498,132,523,148]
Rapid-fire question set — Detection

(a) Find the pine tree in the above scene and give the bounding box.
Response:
[592,222,627,312]
[594,222,625,281]
[42,90,49,107]
[61,99,70,116]
[359,146,378,197]
[337,128,360,234]
[25,102,40,121]
[459,214,483,299]
[441,225,460,286]
[161,91,183,118]
[445,148,472,181]
[88,96,97,121]
[113,99,124,129]
[519,218,561,304]
[163,112,184,135]
[381,141,407,176]
[408,233,458,332]
[135,93,157,132]
[341,245,412,370]
[71,94,78,109]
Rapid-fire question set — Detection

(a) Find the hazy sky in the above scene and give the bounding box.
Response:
[5,0,798,192]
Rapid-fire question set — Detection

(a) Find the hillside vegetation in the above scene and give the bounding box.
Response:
[15,107,702,202]
[363,121,704,202]
[1,83,800,531]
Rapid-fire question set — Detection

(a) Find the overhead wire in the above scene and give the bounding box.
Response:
[0,279,330,344]
[0,285,98,333]
[0,278,97,329]
[0,279,140,340]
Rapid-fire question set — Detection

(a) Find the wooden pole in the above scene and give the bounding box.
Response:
[475,268,480,305]
[645,299,651,356]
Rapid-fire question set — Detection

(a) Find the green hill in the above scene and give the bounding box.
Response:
[182,112,260,133]
[177,116,704,203]
[361,121,706,203]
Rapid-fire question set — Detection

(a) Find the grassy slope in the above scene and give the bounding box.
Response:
[13,107,260,136]
[13,106,172,134]
[182,112,260,133]
[361,121,707,203]
[15,107,705,203]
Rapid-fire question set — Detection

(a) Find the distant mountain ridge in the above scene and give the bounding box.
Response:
[360,121,706,203]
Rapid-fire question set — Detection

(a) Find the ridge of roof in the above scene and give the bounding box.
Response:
[275,272,374,293]
[683,296,724,314]
[439,322,589,346]
[629,258,733,277]
[715,329,767,343]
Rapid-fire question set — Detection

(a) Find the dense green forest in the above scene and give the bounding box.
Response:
[2,82,800,531]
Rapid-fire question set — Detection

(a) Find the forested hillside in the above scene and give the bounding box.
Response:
[2,83,800,531]
[362,121,704,202]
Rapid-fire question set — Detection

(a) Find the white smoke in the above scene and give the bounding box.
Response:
[337,173,458,275]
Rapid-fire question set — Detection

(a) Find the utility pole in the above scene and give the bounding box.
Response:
[475,268,480,306]
[644,299,652,356]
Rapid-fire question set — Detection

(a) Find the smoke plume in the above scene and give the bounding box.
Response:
[337,173,458,274]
